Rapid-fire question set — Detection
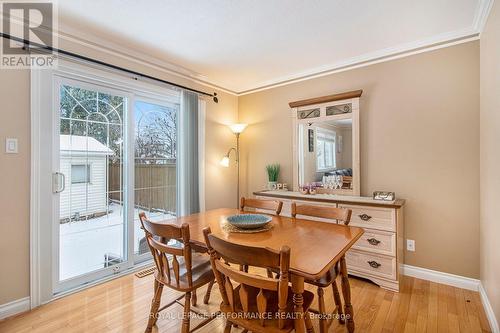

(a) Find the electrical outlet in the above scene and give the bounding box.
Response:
[406,239,415,252]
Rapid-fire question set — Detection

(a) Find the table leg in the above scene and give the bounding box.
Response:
[340,255,354,332]
[291,274,305,333]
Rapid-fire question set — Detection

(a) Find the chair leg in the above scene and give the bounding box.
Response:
[151,282,163,328]
[153,279,159,294]
[182,291,191,333]
[332,280,345,324]
[203,279,215,304]
[305,311,315,333]
[191,289,197,307]
[224,321,232,333]
[146,282,163,332]
[340,256,355,333]
[317,287,327,333]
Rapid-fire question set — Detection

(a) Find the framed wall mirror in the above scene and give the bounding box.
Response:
[291,90,361,196]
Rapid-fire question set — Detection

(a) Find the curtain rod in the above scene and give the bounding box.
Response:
[0,32,219,103]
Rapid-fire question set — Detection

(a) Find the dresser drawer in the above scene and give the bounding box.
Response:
[352,229,396,256]
[345,250,396,280]
[339,204,396,232]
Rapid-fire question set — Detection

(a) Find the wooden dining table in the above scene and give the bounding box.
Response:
[158,208,364,333]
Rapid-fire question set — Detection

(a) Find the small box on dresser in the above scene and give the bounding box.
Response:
[254,190,405,292]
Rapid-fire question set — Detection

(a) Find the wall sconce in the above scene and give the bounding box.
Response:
[220,123,247,206]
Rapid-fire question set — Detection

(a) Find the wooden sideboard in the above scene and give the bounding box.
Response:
[254,190,405,292]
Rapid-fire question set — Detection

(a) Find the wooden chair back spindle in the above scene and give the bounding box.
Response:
[203,227,291,329]
[139,213,193,288]
[240,197,283,215]
[291,202,352,225]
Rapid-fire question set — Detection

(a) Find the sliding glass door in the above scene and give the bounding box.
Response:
[133,99,179,259]
[54,80,131,292]
[49,68,180,295]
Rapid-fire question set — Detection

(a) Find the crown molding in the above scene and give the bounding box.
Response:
[473,0,495,33]
[59,26,480,97]
[0,10,236,96]
[238,0,493,95]
[237,28,479,95]
[1,13,237,95]
[54,27,238,96]
[57,23,200,78]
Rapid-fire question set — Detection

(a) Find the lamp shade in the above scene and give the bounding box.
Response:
[229,123,247,134]
[220,156,230,167]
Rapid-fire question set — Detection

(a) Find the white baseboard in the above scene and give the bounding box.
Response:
[479,283,500,333]
[402,265,498,332]
[0,297,30,321]
[402,264,480,291]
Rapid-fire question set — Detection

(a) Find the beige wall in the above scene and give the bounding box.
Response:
[480,0,500,323]
[239,41,480,278]
[0,69,31,305]
[0,38,239,305]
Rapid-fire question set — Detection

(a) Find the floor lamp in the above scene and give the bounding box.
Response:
[220,123,247,208]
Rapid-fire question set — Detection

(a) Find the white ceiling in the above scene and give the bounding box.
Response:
[57,0,489,94]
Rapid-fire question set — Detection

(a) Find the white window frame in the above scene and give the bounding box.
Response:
[315,128,336,172]
[70,164,91,184]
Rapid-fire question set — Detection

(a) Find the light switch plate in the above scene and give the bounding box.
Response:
[406,239,415,252]
[5,138,18,154]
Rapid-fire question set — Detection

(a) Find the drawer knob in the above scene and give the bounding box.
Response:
[359,214,372,221]
[367,238,381,246]
[367,260,381,268]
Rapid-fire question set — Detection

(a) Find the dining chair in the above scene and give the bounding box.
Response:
[239,197,284,274]
[240,197,283,215]
[202,227,315,333]
[291,202,352,333]
[139,213,216,333]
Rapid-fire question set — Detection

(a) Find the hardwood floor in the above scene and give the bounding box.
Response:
[0,271,490,332]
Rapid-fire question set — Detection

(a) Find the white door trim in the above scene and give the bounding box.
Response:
[30,68,42,308]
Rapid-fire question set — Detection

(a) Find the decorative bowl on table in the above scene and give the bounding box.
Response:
[226,214,272,230]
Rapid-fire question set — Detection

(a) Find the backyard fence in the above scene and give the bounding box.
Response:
[108,158,176,214]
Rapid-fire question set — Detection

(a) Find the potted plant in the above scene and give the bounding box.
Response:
[266,164,280,190]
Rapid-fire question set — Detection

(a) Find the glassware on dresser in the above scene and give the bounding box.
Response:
[299,184,309,194]
[309,185,317,195]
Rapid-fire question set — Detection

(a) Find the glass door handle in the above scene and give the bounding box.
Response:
[53,172,66,193]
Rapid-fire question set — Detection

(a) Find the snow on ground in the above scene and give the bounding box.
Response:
[59,203,175,281]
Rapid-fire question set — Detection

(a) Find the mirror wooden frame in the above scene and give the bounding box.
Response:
[291,90,362,196]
